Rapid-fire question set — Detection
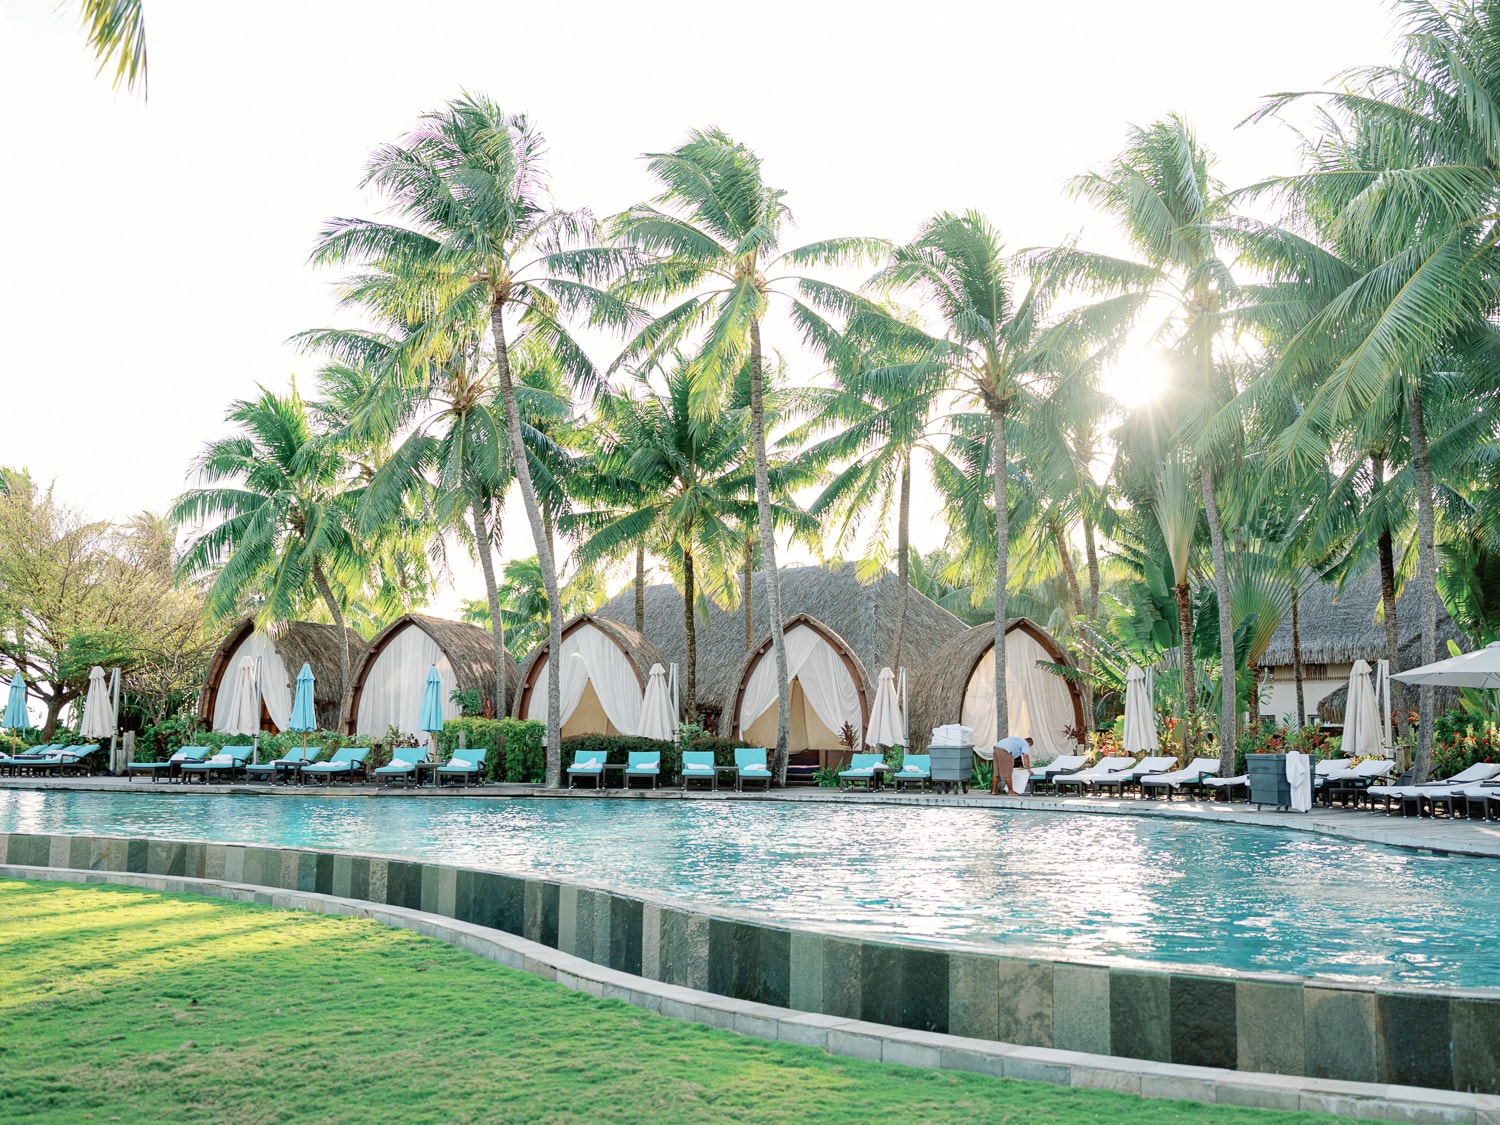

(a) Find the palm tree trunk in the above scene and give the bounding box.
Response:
[491,302,564,787]
[634,543,646,634]
[1083,517,1101,623]
[742,533,753,652]
[471,492,509,715]
[311,558,350,731]
[1372,455,1408,741]
[749,321,792,784]
[1407,382,1438,782]
[1055,524,1084,617]
[683,549,697,719]
[1175,582,1196,756]
[1291,584,1305,729]
[892,458,911,669]
[1200,457,1237,777]
[990,405,1009,746]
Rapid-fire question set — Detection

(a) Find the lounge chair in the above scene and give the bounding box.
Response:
[735,748,772,792]
[244,745,321,785]
[892,754,931,792]
[371,744,427,788]
[1201,774,1249,801]
[0,745,60,776]
[1139,757,1221,799]
[838,752,884,791]
[567,750,605,789]
[1093,755,1179,797]
[1367,762,1500,815]
[1316,758,1395,807]
[1053,756,1137,795]
[127,745,213,782]
[180,746,253,784]
[436,745,487,787]
[681,750,716,792]
[300,745,371,785]
[1030,754,1088,793]
[1453,779,1500,820]
[22,745,100,777]
[623,751,661,790]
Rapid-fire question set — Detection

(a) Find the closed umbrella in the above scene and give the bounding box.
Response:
[80,666,116,740]
[637,663,675,741]
[221,655,261,737]
[288,663,317,753]
[1392,642,1500,689]
[3,674,27,752]
[1342,658,1384,757]
[418,665,444,761]
[1122,665,1160,754]
[865,667,905,750]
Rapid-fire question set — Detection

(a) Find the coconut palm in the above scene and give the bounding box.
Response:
[77,0,146,94]
[610,129,883,782]
[172,388,361,714]
[310,96,625,787]
[1153,457,1200,751]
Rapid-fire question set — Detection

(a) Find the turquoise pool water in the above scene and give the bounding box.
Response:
[2,789,1495,989]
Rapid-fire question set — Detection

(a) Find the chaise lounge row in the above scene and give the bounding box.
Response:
[0,744,100,777]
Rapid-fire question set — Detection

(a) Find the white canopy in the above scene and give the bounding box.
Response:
[637,663,676,741]
[1122,665,1159,753]
[739,623,862,748]
[961,629,1076,759]
[80,666,116,739]
[220,655,262,737]
[212,629,292,732]
[1342,658,1386,757]
[525,621,643,736]
[865,666,905,749]
[355,622,459,738]
[1393,642,1500,689]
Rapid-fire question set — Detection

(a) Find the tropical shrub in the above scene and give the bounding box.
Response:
[812,765,840,787]
[1431,710,1498,780]
[499,719,545,782]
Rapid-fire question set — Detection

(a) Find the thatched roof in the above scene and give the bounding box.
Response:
[346,614,519,733]
[726,612,874,738]
[1262,570,1456,668]
[1315,628,1469,723]
[198,619,368,733]
[596,562,968,715]
[512,614,669,720]
[907,619,1087,752]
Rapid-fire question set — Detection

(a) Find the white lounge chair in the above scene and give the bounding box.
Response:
[1139,757,1221,800]
[1201,774,1249,801]
[1367,762,1500,815]
[1031,754,1087,793]
[1315,758,1395,806]
[1053,756,1137,795]
[1092,755,1180,796]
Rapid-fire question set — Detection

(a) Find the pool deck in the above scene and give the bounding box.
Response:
[7,773,1500,859]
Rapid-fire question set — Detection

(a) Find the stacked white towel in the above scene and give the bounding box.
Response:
[929,724,974,747]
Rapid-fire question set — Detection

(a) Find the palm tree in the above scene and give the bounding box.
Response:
[310,96,623,787]
[172,388,361,716]
[1152,458,1199,752]
[77,0,146,94]
[610,129,882,782]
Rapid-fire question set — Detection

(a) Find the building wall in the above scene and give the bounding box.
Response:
[1260,661,1354,726]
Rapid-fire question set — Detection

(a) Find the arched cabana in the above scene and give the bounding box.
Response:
[513,615,669,737]
[346,614,517,737]
[198,619,367,734]
[729,615,872,766]
[909,620,1085,760]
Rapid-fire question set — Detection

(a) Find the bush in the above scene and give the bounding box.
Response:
[499,719,545,782]
[1431,709,1499,779]
[437,717,503,778]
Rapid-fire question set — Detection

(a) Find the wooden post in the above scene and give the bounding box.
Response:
[117,731,135,776]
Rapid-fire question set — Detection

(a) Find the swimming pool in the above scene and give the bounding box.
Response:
[2,789,1495,990]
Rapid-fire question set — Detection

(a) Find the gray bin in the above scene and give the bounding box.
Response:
[929,745,973,792]
[1248,754,1290,809]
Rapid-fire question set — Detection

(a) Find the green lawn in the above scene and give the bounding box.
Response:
[0,880,1368,1124]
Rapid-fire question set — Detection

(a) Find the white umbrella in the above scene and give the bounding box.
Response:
[1122,665,1159,753]
[1342,658,1384,757]
[1392,642,1500,689]
[79,665,116,740]
[220,655,261,736]
[865,667,905,750]
[637,663,676,741]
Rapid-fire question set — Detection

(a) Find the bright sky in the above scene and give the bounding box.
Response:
[0,0,1397,616]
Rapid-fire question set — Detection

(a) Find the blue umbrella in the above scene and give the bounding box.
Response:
[288,663,317,752]
[418,665,444,761]
[3,675,27,752]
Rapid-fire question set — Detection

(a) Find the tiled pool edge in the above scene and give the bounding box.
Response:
[4,831,1499,1104]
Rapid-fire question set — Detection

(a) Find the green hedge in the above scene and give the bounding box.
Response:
[499,719,545,782]
[437,717,545,781]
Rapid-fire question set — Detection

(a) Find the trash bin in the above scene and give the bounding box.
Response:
[1248,753,1291,809]
[929,745,973,793]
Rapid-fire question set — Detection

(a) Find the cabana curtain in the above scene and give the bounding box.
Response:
[528,625,643,735]
[739,624,862,748]
[961,629,1075,759]
[355,625,458,737]
[212,630,292,732]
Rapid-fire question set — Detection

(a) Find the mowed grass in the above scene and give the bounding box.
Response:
[0,881,1370,1125]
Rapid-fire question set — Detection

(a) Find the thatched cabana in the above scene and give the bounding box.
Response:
[198,619,367,733]
[346,614,518,737]
[1315,630,1467,724]
[596,562,968,728]
[908,620,1086,760]
[513,615,669,737]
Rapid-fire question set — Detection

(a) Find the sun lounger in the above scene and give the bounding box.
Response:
[300,745,371,785]
[0,745,61,776]
[1030,754,1087,793]
[1139,757,1221,799]
[567,751,605,789]
[622,751,660,790]
[4,745,95,776]
[1053,756,1136,795]
[369,744,426,788]
[1094,755,1179,796]
[838,752,884,791]
[1316,758,1395,806]
[1201,774,1249,801]
[1453,780,1500,819]
[735,748,772,792]
[127,745,213,782]
[435,745,485,787]
[180,746,253,784]
[1367,763,1500,815]
[680,750,716,791]
[892,754,931,792]
[245,745,322,785]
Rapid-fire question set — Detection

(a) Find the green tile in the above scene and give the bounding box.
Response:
[789,931,824,1013]
[859,941,904,1028]
[757,926,791,1009]
[1170,975,1236,1069]
[609,896,643,976]
[1304,987,1378,1084]
[1053,964,1110,1054]
[1453,997,1500,1095]
[949,953,1000,1041]
[1110,970,1170,1063]
[821,937,862,1020]
[1236,980,1304,1076]
[995,958,1052,1048]
[1378,992,1451,1090]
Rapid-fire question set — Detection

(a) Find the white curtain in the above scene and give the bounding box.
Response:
[739,624,862,747]
[354,624,459,737]
[212,631,292,732]
[960,630,1076,760]
[525,623,643,735]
